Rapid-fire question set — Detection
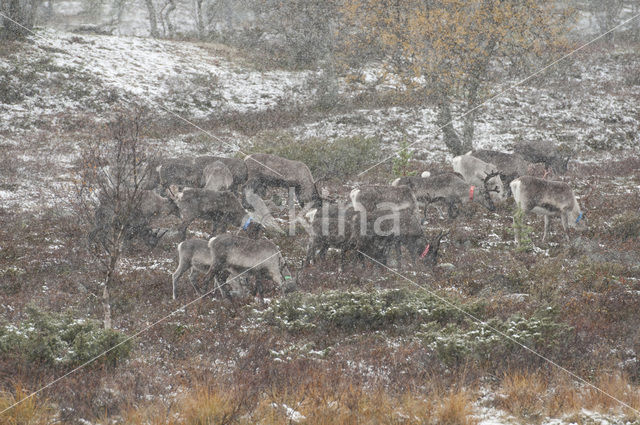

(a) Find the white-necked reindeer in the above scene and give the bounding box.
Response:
[452,154,506,203]
[510,176,587,242]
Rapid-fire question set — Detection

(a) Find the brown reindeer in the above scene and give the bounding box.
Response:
[511,176,587,242]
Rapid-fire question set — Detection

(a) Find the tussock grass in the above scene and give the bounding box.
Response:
[0,385,56,425]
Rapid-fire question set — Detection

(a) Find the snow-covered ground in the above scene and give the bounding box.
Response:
[1,28,638,215]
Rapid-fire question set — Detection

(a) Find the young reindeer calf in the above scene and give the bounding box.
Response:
[510,176,587,243]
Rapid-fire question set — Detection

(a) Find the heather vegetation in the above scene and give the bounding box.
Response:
[1,0,640,424]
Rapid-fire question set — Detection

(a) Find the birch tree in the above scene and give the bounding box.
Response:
[341,0,574,155]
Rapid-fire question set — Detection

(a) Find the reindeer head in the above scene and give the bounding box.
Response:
[473,171,501,211]
[415,229,448,266]
[572,181,594,231]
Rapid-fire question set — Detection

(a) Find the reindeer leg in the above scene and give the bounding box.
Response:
[171,261,190,300]
[542,215,549,242]
[188,268,202,296]
[561,213,570,241]
[177,220,191,241]
[513,215,520,246]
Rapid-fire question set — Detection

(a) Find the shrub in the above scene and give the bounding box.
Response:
[392,137,416,178]
[419,308,571,367]
[609,212,640,241]
[0,307,133,369]
[254,288,480,333]
[512,205,534,252]
[248,133,383,179]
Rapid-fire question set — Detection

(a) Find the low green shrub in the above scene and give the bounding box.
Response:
[419,308,571,366]
[254,288,482,333]
[609,212,640,241]
[512,205,534,252]
[0,307,133,369]
[248,132,383,179]
[392,137,416,178]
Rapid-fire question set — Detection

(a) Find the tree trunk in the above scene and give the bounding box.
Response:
[102,271,113,329]
[102,250,120,329]
[163,0,175,37]
[3,0,27,39]
[144,0,159,38]
[194,0,204,38]
[436,96,465,156]
[461,76,480,154]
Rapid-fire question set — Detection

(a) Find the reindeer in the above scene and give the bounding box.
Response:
[514,141,571,175]
[452,154,506,203]
[167,185,249,239]
[305,202,445,269]
[356,208,446,267]
[304,203,362,270]
[350,184,421,219]
[510,176,587,243]
[205,234,296,299]
[392,172,497,218]
[202,161,234,191]
[244,153,321,208]
[470,150,532,196]
[155,156,247,193]
[90,189,179,249]
[194,156,247,190]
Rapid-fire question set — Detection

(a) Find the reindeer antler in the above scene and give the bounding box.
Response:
[483,171,501,193]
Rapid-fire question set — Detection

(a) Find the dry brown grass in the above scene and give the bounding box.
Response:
[0,385,56,425]
[434,389,477,425]
[498,371,547,421]
[113,377,483,425]
[583,373,640,419]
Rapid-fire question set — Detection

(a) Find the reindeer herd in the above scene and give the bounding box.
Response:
[92,141,586,301]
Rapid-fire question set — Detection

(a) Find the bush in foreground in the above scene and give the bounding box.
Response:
[0,306,132,370]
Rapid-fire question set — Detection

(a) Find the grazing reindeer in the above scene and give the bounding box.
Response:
[470,150,532,196]
[171,238,213,299]
[205,234,296,298]
[202,161,234,191]
[304,203,361,270]
[155,156,248,193]
[194,156,248,190]
[244,153,321,208]
[171,238,255,299]
[91,190,179,248]
[510,176,587,242]
[167,185,248,239]
[356,208,444,267]
[350,184,421,219]
[514,141,571,175]
[452,154,506,203]
[305,202,445,269]
[393,172,497,218]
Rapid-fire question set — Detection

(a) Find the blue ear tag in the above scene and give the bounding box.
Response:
[284,275,292,280]
[575,212,583,224]
[242,217,252,230]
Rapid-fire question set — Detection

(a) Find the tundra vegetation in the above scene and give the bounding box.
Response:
[1,1,640,424]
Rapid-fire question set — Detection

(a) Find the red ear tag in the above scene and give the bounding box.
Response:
[420,244,431,258]
[469,186,475,201]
